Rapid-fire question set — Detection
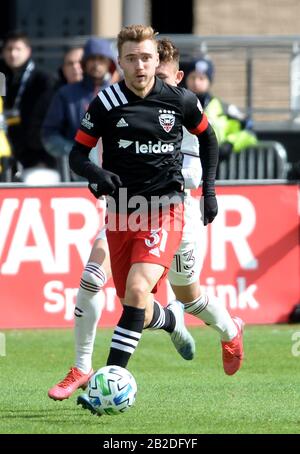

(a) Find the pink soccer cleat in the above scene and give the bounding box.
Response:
[48,367,94,401]
[221,317,245,376]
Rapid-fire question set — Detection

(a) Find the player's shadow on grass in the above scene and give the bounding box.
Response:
[0,408,76,419]
[0,408,104,423]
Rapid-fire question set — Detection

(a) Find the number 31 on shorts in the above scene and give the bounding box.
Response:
[145,228,168,252]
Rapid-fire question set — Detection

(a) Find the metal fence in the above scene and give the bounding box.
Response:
[216,141,289,180]
[170,35,300,125]
[1,141,289,183]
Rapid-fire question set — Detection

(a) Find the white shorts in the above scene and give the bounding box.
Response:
[168,194,206,286]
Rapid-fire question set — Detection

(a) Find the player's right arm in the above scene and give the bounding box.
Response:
[69,96,122,196]
[182,89,219,225]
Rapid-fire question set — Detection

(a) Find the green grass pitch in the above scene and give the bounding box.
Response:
[1,325,300,434]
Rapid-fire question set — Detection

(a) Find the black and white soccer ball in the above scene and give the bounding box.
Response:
[88,366,137,416]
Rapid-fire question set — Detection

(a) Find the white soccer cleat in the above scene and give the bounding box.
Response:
[167,301,196,360]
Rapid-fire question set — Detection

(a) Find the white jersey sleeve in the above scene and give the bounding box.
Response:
[181,127,202,189]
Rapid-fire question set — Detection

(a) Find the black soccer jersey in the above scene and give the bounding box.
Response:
[75,77,208,200]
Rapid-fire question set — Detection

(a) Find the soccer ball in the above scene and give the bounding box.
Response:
[87,366,137,416]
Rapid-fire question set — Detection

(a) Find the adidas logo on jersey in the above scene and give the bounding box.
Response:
[135,141,174,154]
[116,117,128,127]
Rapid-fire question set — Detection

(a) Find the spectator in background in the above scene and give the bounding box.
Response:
[28,47,84,182]
[184,57,257,160]
[42,37,117,178]
[55,46,84,89]
[0,31,59,183]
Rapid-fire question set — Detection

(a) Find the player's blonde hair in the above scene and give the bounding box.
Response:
[117,24,158,55]
[157,38,180,69]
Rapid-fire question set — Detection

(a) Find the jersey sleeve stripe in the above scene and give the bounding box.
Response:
[75,130,98,147]
[106,87,120,107]
[98,91,113,110]
[111,85,123,105]
[188,113,209,135]
[113,83,128,104]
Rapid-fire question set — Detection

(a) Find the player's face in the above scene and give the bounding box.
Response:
[118,39,159,97]
[3,40,31,69]
[156,61,184,87]
[186,71,211,95]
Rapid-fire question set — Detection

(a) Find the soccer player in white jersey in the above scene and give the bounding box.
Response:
[48,36,244,403]
[155,38,244,375]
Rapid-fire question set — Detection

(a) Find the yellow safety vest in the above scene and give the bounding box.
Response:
[205,97,257,152]
[0,97,12,172]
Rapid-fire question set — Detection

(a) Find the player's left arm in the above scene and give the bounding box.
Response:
[182,90,219,225]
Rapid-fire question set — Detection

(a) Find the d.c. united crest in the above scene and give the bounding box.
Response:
[158,109,175,133]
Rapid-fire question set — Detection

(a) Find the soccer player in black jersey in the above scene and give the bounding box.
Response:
[48,30,243,408]
[47,26,219,405]
[69,25,218,373]
[48,25,219,403]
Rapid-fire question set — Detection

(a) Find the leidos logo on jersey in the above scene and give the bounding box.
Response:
[118,139,133,148]
[118,139,174,154]
[135,141,174,154]
[158,109,175,133]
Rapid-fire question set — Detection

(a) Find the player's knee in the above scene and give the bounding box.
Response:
[80,262,107,293]
[125,285,148,306]
[181,287,201,304]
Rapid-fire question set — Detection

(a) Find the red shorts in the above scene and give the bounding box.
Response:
[106,203,184,298]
